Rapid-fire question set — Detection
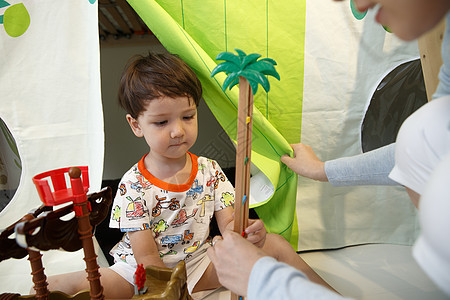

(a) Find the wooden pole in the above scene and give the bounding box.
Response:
[418,18,445,101]
[233,76,253,235]
[231,77,254,300]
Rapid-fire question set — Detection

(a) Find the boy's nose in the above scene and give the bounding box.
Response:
[170,121,184,139]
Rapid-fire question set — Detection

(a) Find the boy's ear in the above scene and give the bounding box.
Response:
[126,114,144,137]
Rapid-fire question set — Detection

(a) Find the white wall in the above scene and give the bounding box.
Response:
[100,38,236,180]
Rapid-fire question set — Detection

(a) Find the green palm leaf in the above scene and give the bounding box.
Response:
[234,49,247,61]
[222,72,240,91]
[245,60,280,81]
[247,78,259,94]
[211,49,279,95]
[215,51,241,66]
[229,77,240,91]
[241,53,262,69]
[259,57,278,66]
[211,61,241,77]
[241,69,270,93]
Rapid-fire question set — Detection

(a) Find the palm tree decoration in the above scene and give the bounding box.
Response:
[211,50,279,287]
[211,48,280,95]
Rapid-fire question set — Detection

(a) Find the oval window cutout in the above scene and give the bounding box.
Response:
[361,59,427,153]
[0,118,22,212]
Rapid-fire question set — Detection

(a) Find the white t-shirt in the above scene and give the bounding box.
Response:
[109,152,234,269]
[413,153,450,296]
[389,95,450,194]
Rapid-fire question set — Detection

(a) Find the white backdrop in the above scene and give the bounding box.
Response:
[0,0,105,294]
[297,0,420,250]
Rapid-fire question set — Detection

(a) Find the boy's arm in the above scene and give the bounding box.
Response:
[215,206,234,234]
[128,229,166,268]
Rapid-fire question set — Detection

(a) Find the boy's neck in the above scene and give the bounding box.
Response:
[144,152,192,185]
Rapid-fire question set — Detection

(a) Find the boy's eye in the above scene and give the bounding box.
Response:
[183,115,195,120]
[154,120,167,126]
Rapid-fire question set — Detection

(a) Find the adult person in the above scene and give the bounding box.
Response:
[208,0,450,298]
[281,0,450,208]
[208,96,450,299]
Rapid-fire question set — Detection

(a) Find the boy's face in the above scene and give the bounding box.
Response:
[335,0,449,41]
[127,95,198,161]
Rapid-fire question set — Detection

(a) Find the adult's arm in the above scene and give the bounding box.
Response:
[281,143,398,186]
[325,143,398,186]
[208,230,348,299]
[248,256,352,300]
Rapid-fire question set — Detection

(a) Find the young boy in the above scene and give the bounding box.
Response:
[107,52,334,298]
[45,52,333,298]
[108,52,242,297]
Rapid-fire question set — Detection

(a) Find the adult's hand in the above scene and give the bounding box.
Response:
[281,143,328,182]
[207,230,268,296]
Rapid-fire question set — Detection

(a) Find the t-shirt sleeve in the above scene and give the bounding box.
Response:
[109,169,151,231]
[209,160,235,211]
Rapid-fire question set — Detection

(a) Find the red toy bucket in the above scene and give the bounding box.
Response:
[32,166,89,206]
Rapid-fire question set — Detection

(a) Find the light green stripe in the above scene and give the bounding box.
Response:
[180,0,184,28]
[224,0,227,51]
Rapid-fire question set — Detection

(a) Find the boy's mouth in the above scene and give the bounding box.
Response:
[170,141,184,147]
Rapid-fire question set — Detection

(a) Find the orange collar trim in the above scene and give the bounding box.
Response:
[137,152,198,192]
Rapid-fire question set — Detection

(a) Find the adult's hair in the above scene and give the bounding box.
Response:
[118,52,202,118]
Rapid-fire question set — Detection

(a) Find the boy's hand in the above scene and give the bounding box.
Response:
[224,215,266,248]
[245,219,266,248]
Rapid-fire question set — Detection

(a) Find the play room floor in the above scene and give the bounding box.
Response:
[199,243,448,300]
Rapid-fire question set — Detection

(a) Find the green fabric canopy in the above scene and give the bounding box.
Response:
[128,0,306,248]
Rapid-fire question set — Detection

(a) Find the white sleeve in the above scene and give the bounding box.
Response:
[248,257,351,300]
[210,160,235,211]
[325,143,398,186]
[109,169,151,231]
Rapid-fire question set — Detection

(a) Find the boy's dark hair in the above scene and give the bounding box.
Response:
[118,52,202,119]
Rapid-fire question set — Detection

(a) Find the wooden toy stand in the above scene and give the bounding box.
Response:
[0,165,197,300]
[33,167,104,300]
[0,167,112,300]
